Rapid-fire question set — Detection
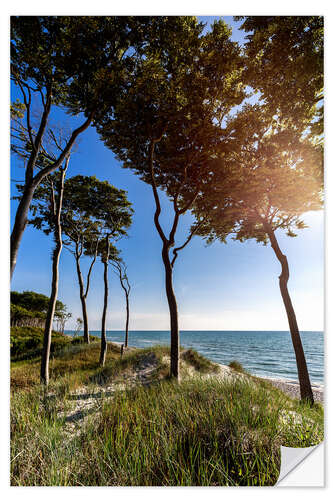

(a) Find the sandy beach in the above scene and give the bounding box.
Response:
[260,376,324,403]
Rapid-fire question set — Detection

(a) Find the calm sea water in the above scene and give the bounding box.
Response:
[65,330,324,385]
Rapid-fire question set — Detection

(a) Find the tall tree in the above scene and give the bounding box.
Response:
[193,106,323,403]
[10,16,151,278]
[235,16,324,140]
[95,17,246,379]
[17,157,69,385]
[98,238,120,366]
[61,175,132,344]
[112,259,131,348]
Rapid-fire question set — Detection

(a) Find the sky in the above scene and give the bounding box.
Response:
[9,16,324,332]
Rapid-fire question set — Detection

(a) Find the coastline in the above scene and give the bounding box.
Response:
[260,376,324,403]
[68,336,324,403]
[214,362,324,403]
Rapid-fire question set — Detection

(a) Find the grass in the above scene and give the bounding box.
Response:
[181,348,219,373]
[229,360,246,373]
[10,339,324,486]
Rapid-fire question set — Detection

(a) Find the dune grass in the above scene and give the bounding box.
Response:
[10,341,324,486]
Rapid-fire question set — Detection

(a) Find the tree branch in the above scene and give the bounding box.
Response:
[32,111,95,188]
[171,219,205,268]
[149,139,167,245]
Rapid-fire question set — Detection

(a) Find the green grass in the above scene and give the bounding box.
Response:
[10,342,324,486]
[181,348,219,373]
[229,360,246,373]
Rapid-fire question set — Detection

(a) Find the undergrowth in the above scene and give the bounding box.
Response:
[10,343,324,486]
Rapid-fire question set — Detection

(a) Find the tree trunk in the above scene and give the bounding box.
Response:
[162,244,179,380]
[99,259,109,366]
[40,167,66,386]
[124,292,129,348]
[75,256,90,344]
[266,226,314,404]
[10,184,35,280]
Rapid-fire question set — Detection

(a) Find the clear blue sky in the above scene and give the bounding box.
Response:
[10,16,324,332]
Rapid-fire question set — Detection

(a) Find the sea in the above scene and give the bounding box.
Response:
[65,330,324,386]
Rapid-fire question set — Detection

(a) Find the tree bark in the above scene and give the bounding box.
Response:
[75,254,90,344]
[10,110,94,280]
[266,225,314,404]
[40,165,67,386]
[99,259,109,366]
[10,184,35,280]
[124,292,129,348]
[100,236,110,366]
[162,244,179,380]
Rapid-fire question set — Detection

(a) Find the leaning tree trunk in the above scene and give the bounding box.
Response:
[75,256,90,344]
[162,244,180,380]
[99,259,109,366]
[40,167,67,386]
[124,292,130,348]
[100,237,110,366]
[266,226,314,404]
[10,184,35,280]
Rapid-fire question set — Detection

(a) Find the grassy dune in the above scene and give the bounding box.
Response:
[10,331,324,486]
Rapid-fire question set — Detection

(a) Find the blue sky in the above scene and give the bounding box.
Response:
[10,16,324,331]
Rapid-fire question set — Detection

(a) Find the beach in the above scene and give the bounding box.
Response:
[262,377,324,403]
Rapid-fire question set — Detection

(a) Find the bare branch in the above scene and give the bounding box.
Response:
[171,218,206,268]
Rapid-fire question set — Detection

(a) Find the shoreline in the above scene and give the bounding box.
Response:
[214,362,324,403]
[253,373,324,403]
[67,336,324,402]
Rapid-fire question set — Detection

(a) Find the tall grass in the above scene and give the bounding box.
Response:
[11,350,324,486]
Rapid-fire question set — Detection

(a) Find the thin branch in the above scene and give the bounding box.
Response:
[84,238,99,299]
[171,218,206,268]
[32,111,95,188]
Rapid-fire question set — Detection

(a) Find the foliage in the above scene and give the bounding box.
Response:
[10,326,71,361]
[96,17,246,207]
[236,16,324,140]
[192,105,323,245]
[11,290,66,317]
[60,175,132,252]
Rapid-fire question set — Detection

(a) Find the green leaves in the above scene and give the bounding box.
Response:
[236,16,323,140]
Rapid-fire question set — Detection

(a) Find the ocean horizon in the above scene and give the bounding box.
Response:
[65,329,324,385]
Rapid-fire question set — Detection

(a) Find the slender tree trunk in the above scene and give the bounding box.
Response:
[40,166,67,385]
[266,226,314,404]
[100,259,109,366]
[11,108,93,280]
[75,256,90,344]
[124,292,129,348]
[162,244,179,380]
[10,184,35,279]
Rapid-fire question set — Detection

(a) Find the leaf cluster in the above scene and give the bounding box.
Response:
[236,16,324,139]
[95,17,247,206]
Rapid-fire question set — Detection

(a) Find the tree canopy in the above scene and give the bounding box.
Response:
[236,16,324,139]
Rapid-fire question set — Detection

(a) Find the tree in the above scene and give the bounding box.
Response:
[19,156,69,384]
[98,238,120,366]
[112,259,131,348]
[61,175,133,345]
[10,290,68,328]
[95,17,246,379]
[73,318,83,337]
[193,106,323,403]
[235,16,324,140]
[10,16,152,278]
[54,306,72,334]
